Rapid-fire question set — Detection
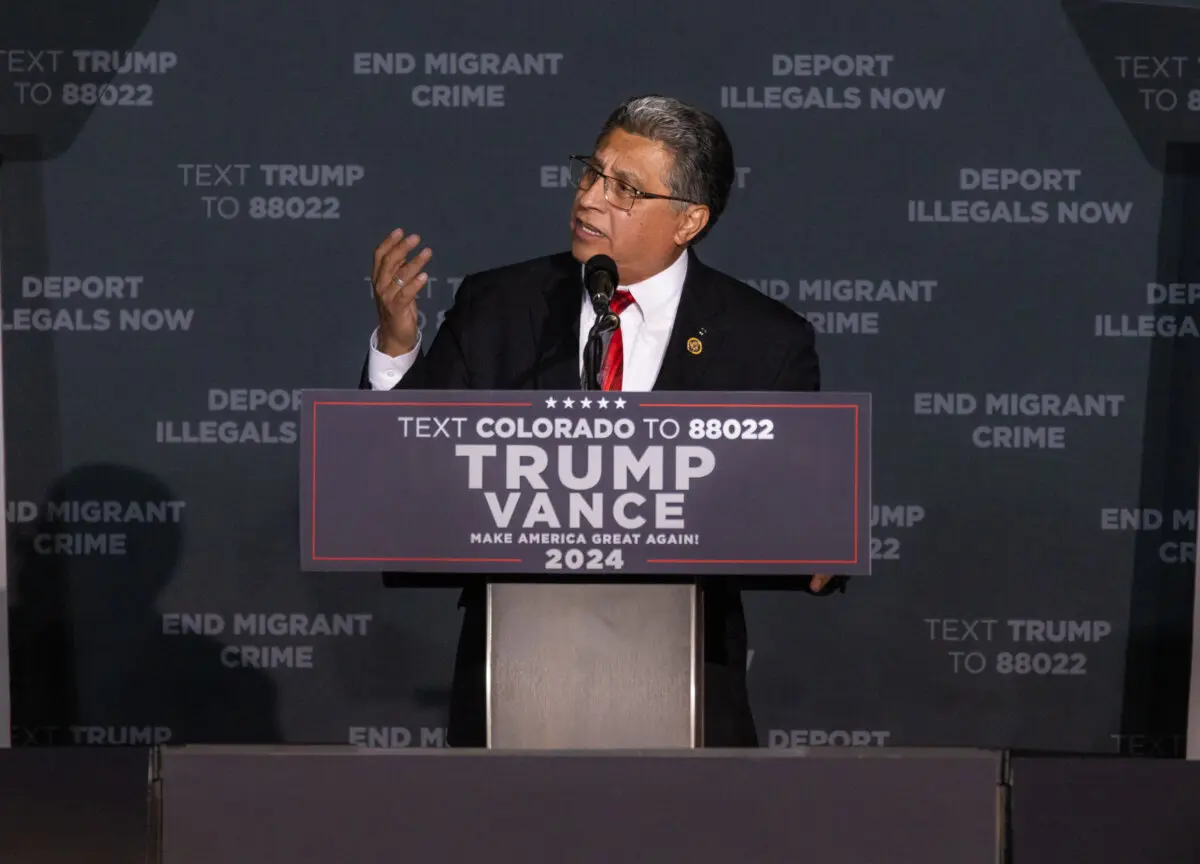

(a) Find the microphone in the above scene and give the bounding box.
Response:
[581,254,621,390]
[583,254,618,313]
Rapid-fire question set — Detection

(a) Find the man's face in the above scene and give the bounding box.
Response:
[569,128,706,285]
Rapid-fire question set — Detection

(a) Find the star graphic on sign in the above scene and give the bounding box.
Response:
[562,397,575,408]
[545,396,557,408]
[614,397,626,409]
[580,397,592,408]
[597,397,609,409]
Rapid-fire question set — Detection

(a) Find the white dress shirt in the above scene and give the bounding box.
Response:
[366,251,689,392]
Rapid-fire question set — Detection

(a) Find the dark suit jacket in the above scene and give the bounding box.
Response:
[360,247,821,747]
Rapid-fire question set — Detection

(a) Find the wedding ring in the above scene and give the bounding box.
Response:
[394,276,405,288]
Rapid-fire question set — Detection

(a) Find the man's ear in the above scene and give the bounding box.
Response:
[674,205,709,246]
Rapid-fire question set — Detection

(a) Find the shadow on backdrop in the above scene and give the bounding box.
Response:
[1120,143,1200,755]
[2,0,164,750]
[9,463,279,744]
[0,0,163,162]
[1059,0,1200,757]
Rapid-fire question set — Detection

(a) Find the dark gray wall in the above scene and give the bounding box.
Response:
[1,0,1195,756]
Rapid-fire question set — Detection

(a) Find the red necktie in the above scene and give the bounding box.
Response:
[599,290,636,391]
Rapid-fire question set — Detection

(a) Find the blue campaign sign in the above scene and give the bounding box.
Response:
[300,389,871,577]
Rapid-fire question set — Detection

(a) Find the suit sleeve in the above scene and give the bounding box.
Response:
[774,316,846,595]
[770,317,820,392]
[357,275,482,391]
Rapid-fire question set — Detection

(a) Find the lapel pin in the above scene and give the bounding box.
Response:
[686,336,703,355]
[698,327,707,336]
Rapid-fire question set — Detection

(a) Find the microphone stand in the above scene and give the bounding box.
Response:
[581,305,620,391]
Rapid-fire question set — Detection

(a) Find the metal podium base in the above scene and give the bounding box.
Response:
[486,582,700,749]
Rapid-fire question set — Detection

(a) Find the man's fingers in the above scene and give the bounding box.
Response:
[376,233,421,287]
[371,229,406,283]
[809,574,831,592]
[373,231,419,292]
[372,227,411,274]
[395,247,433,286]
[379,266,428,313]
[381,247,433,308]
[386,275,426,312]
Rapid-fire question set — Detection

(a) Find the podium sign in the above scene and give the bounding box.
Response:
[300,389,871,576]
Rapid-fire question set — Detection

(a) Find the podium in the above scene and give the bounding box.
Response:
[487,581,698,747]
[300,388,870,748]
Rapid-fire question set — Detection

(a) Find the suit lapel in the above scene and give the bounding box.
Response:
[526,249,727,392]
[653,251,726,391]
[529,253,583,390]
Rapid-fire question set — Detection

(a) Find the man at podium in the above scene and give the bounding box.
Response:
[359,94,831,748]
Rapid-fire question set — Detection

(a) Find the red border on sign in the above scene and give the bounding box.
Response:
[309,399,863,567]
[311,401,531,563]
[635,402,860,566]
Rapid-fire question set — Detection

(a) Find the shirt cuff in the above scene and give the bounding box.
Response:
[367,328,421,390]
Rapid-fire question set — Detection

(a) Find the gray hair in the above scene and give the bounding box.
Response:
[595,95,735,244]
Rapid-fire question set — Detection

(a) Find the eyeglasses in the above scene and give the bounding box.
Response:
[567,155,701,211]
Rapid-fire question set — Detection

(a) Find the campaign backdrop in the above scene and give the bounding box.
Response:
[1,0,1196,756]
[0,319,7,747]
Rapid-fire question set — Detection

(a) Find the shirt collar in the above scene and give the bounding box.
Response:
[580,250,688,328]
